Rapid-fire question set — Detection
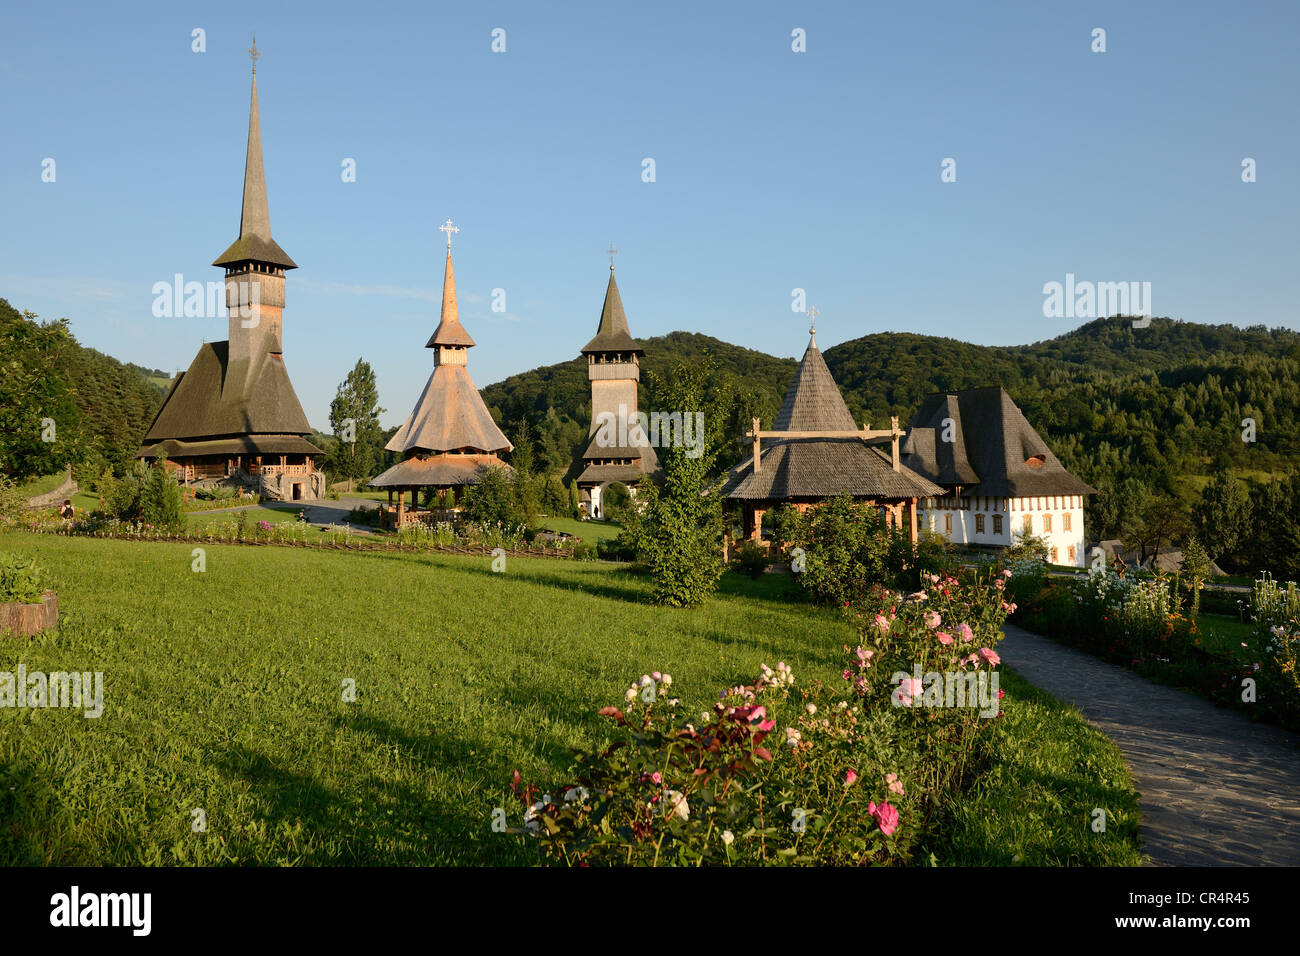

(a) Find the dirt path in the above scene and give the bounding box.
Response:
[1000,623,1300,866]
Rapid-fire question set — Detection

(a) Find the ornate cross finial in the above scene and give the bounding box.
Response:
[808,305,820,336]
[439,218,459,250]
[248,36,260,75]
[606,241,617,270]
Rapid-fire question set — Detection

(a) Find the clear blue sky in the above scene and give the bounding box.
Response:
[3,0,1297,428]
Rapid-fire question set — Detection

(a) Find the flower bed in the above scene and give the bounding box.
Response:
[1011,564,1300,730]
[507,570,1012,865]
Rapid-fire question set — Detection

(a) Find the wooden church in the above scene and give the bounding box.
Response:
[575,260,661,517]
[138,52,325,501]
[369,222,513,526]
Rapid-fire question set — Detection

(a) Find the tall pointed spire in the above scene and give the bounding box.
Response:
[581,269,643,354]
[238,75,271,244]
[213,50,296,269]
[426,249,476,348]
[426,220,476,348]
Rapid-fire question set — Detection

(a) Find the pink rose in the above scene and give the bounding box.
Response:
[845,769,858,786]
[873,614,890,634]
[937,632,954,645]
[957,623,974,643]
[925,611,941,629]
[868,800,899,836]
[979,647,1001,666]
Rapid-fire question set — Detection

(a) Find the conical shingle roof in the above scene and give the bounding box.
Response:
[425,252,476,348]
[581,270,643,354]
[773,337,858,432]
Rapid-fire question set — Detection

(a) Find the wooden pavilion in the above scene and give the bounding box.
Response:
[721,323,943,557]
[368,222,512,527]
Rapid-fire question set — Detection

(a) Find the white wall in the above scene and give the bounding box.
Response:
[919,494,1087,567]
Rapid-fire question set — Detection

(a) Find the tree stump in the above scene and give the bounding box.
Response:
[0,591,58,637]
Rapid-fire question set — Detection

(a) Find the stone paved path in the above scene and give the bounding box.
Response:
[1000,624,1300,866]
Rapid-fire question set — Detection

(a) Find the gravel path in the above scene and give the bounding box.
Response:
[1000,623,1300,866]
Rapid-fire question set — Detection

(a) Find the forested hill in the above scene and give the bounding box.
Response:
[0,297,166,482]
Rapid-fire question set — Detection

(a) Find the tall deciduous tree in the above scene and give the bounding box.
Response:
[0,305,82,479]
[328,359,386,493]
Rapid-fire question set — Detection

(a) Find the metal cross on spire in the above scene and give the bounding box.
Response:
[606,242,617,270]
[248,36,260,74]
[807,305,820,336]
[440,218,459,250]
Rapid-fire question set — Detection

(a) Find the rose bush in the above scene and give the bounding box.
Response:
[507,572,1011,866]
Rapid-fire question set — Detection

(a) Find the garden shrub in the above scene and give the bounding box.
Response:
[733,540,769,579]
[0,551,50,603]
[778,496,949,605]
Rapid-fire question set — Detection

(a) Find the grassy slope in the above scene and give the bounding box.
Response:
[0,533,1139,865]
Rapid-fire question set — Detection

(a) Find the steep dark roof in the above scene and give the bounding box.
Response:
[581,270,643,354]
[139,435,322,459]
[140,342,316,449]
[773,338,858,431]
[901,386,1096,497]
[212,76,297,270]
[724,334,941,501]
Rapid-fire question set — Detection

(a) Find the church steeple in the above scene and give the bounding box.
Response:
[213,63,296,271]
[425,219,476,360]
[214,41,294,386]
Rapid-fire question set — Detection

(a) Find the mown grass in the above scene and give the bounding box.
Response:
[537,516,622,542]
[924,670,1142,865]
[0,532,1140,866]
[16,473,68,498]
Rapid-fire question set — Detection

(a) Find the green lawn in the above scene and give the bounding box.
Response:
[538,516,622,542]
[184,503,303,526]
[0,532,1140,865]
[1195,612,1258,659]
[17,472,69,498]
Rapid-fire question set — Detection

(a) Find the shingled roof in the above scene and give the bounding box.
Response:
[212,76,296,270]
[901,386,1096,497]
[773,337,858,431]
[140,342,319,453]
[384,363,512,455]
[424,253,476,348]
[369,454,510,489]
[723,335,943,502]
[580,270,643,354]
